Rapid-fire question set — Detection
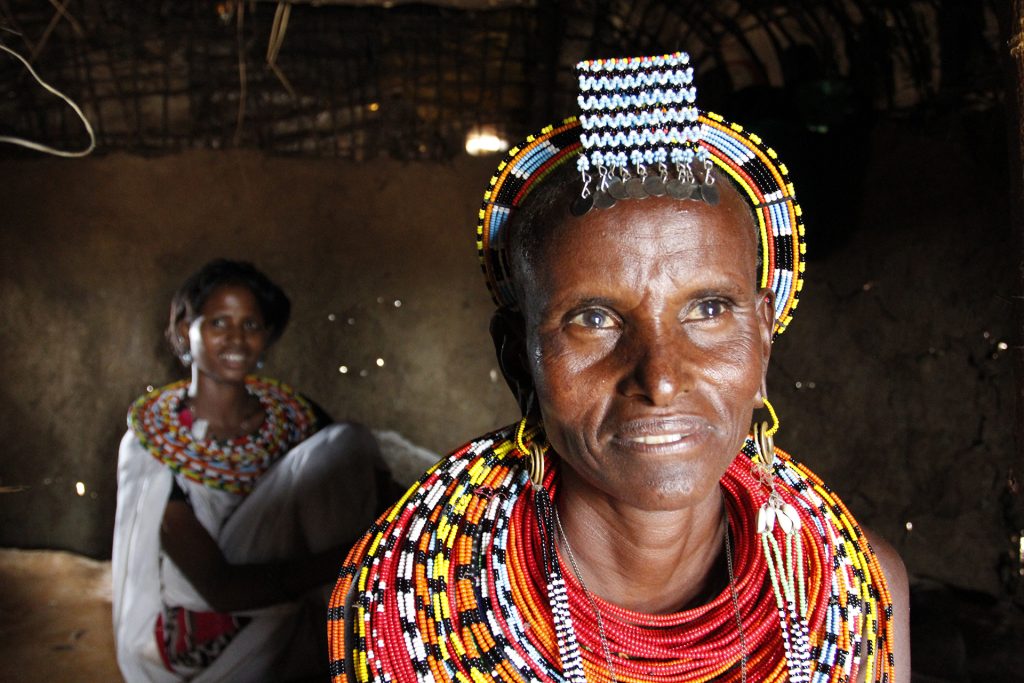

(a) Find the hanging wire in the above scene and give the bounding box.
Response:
[0,41,95,157]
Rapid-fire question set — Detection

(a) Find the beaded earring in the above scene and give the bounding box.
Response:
[513,397,546,488]
[755,396,779,458]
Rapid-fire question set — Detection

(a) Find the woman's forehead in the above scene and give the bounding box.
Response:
[543,184,756,262]
[521,192,759,307]
[201,283,261,311]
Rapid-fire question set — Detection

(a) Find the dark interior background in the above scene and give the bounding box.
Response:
[1,1,1021,679]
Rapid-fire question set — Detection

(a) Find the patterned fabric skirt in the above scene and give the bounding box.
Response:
[156,605,252,673]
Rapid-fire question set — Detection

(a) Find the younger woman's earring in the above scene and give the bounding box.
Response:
[180,350,193,366]
[256,357,265,370]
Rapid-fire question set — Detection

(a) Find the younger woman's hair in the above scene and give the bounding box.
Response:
[166,259,291,355]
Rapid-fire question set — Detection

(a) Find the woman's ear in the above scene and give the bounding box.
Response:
[489,308,534,415]
[175,319,192,355]
[755,377,768,408]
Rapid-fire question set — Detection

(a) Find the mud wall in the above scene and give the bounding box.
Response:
[0,117,1016,596]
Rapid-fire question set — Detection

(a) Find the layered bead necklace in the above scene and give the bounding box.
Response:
[128,376,317,495]
[328,426,894,683]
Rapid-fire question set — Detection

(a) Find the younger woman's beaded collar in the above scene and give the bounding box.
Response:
[128,376,317,495]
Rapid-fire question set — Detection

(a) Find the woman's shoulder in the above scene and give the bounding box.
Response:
[862,527,911,679]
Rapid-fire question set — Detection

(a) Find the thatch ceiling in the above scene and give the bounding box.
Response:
[0,1,1005,159]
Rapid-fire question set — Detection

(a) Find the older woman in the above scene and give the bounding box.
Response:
[113,259,387,682]
[329,53,909,682]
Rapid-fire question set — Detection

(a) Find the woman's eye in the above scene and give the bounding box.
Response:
[569,309,617,329]
[686,299,730,321]
[209,318,227,328]
[244,320,264,331]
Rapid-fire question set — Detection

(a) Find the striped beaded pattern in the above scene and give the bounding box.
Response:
[699,112,805,337]
[477,119,581,308]
[128,376,317,495]
[327,428,894,683]
[476,112,804,339]
[575,53,701,178]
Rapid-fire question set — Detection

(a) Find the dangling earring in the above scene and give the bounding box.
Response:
[527,443,545,487]
[514,393,546,487]
[515,395,585,683]
[751,396,812,679]
[177,337,193,367]
[755,396,779,461]
[255,357,265,370]
[750,396,780,515]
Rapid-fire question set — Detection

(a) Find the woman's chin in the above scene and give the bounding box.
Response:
[577,466,725,513]
[628,480,722,512]
[197,366,254,385]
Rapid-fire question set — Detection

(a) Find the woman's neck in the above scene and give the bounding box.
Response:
[554,465,728,614]
[186,369,260,435]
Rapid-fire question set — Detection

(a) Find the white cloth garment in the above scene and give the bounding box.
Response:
[111,423,379,682]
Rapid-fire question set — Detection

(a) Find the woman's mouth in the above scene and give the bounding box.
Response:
[613,417,713,450]
[220,352,247,364]
[629,433,685,445]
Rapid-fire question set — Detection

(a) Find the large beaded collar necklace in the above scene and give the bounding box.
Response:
[128,376,316,495]
[327,428,895,682]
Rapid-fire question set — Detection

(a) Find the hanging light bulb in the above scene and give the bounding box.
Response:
[465,125,509,156]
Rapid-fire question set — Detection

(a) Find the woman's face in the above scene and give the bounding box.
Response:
[181,284,269,385]
[518,187,773,512]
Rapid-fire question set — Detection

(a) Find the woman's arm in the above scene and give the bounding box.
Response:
[160,500,348,613]
[856,528,911,682]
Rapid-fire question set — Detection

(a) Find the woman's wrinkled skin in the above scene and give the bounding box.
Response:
[492,180,909,679]
[523,191,772,515]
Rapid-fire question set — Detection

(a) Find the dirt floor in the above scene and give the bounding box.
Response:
[0,549,120,682]
[4,548,1024,683]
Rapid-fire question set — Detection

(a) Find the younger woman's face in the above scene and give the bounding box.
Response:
[181,284,269,385]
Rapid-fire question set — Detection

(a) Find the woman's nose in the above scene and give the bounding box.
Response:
[225,322,243,342]
[618,328,693,405]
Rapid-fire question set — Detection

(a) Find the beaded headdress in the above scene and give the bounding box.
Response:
[477,52,806,338]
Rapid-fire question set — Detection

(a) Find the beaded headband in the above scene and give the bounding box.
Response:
[476,52,806,338]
